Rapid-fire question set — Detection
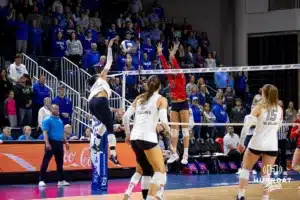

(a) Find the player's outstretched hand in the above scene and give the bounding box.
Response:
[108,37,117,47]
[156,42,163,55]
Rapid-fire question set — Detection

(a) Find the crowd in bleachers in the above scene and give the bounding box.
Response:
[0,1,300,174]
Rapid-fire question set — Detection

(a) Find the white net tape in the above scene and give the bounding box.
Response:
[129,122,299,126]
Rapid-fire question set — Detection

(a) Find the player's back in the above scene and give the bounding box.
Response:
[130,92,161,144]
[248,105,283,151]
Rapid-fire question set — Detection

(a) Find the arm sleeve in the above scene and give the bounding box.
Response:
[104,47,113,71]
[159,108,170,133]
[239,121,248,146]
[123,105,136,136]
[159,54,169,70]
[171,57,180,69]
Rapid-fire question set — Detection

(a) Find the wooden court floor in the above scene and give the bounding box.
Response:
[48,181,300,200]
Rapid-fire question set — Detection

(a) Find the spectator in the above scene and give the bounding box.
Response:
[4,90,17,127]
[52,86,72,125]
[77,13,89,29]
[38,97,52,128]
[29,19,43,55]
[190,97,201,139]
[8,54,28,85]
[148,6,160,24]
[186,75,198,96]
[150,22,162,42]
[18,126,34,140]
[52,31,67,57]
[94,55,106,74]
[214,71,230,89]
[106,23,118,40]
[212,51,220,67]
[0,127,13,141]
[80,127,91,141]
[82,30,95,52]
[15,14,29,53]
[113,110,126,139]
[198,85,211,106]
[212,95,228,137]
[64,20,75,37]
[223,126,241,169]
[32,75,50,126]
[230,98,247,123]
[234,71,247,100]
[90,12,101,32]
[13,75,33,126]
[83,43,100,74]
[72,6,81,23]
[195,47,205,68]
[285,101,297,123]
[142,38,155,60]
[142,53,152,70]
[130,0,143,14]
[184,46,195,65]
[202,103,216,138]
[197,78,209,94]
[66,32,83,66]
[224,86,235,113]
[52,0,63,13]
[205,53,216,68]
[64,124,78,140]
[187,32,198,50]
[0,69,13,127]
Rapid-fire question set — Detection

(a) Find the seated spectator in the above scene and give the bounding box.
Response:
[38,97,52,128]
[64,124,78,140]
[8,54,28,85]
[66,32,83,66]
[83,43,100,74]
[4,90,17,127]
[197,78,209,94]
[202,103,216,138]
[223,126,241,169]
[52,86,72,125]
[212,96,228,137]
[29,19,43,55]
[80,127,91,141]
[32,75,50,126]
[186,75,198,96]
[230,98,247,123]
[18,126,34,140]
[0,127,13,141]
[14,75,33,126]
[142,53,152,70]
[224,86,235,113]
[205,53,216,68]
[113,110,125,139]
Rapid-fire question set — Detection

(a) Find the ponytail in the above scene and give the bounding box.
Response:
[262,84,278,108]
[138,76,160,104]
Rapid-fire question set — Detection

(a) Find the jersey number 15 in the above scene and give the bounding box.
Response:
[266,109,277,122]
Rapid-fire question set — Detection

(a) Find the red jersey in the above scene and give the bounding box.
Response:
[159,55,187,100]
[290,119,300,147]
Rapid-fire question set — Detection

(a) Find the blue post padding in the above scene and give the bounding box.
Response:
[91,132,108,192]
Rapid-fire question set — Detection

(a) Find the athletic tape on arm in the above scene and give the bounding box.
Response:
[123,105,136,136]
[159,108,170,133]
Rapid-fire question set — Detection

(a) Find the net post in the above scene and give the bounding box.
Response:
[122,72,126,110]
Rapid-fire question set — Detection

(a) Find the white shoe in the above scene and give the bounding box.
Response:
[38,181,46,187]
[252,170,257,175]
[181,154,188,165]
[167,153,179,164]
[57,180,70,186]
[236,168,242,175]
[156,190,164,200]
[282,171,288,176]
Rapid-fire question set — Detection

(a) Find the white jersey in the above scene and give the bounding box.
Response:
[130,92,161,144]
[248,105,283,151]
[88,78,112,101]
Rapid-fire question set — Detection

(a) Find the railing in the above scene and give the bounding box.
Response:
[60,81,81,135]
[22,53,38,78]
[33,76,55,99]
[79,68,92,96]
[38,66,58,95]
[73,106,92,138]
[61,57,80,91]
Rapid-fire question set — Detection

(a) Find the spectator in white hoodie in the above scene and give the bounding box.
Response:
[8,54,28,85]
[38,97,51,127]
[66,32,83,66]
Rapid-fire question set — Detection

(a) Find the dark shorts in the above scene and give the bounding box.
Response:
[171,101,189,112]
[130,140,157,176]
[248,148,278,157]
[89,97,114,133]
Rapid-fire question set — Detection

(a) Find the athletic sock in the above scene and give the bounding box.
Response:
[262,195,269,200]
[142,189,148,199]
[110,146,116,157]
[126,173,141,194]
[183,148,188,156]
[146,196,155,200]
[238,189,245,198]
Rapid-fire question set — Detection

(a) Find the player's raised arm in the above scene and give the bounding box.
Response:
[100,37,117,79]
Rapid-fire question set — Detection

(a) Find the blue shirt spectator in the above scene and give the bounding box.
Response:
[212,101,228,123]
[18,134,34,140]
[18,126,34,140]
[33,76,50,106]
[0,127,13,141]
[52,31,67,57]
[142,53,152,70]
[52,87,72,125]
[106,24,118,39]
[190,100,201,123]
[142,38,155,60]
[235,72,247,92]
[214,72,230,89]
[15,19,29,41]
[83,44,100,70]
[42,115,64,141]
[51,20,63,42]
[29,20,43,47]
[116,54,126,72]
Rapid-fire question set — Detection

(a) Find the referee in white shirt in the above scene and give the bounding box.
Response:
[277,120,289,175]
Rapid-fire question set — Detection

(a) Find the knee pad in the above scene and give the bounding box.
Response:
[107,134,116,147]
[292,164,300,172]
[170,129,179,138]
[182,128,190,138]
[141,176,151,190]
[239,168,250,180]
[150,172,166,186]
[130,172,142,185]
